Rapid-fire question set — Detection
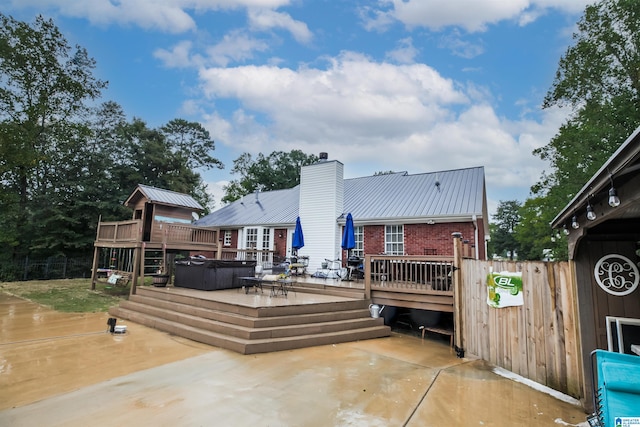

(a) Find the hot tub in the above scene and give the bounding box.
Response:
[174,258,257,291]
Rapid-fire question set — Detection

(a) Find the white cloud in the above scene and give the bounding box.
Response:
[154,40,204,68]
[363,0,592,33]
[385,37,419,64]
[206,30,270,66]
[195,52,567,206]
[438,30,484,59]
[14,0,196,32]
[10,0,294,32]
[248,8,313,44]
[154,31,271,68]
[204,179,230,210]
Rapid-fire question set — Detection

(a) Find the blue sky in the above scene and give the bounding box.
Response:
[4,0,594,214]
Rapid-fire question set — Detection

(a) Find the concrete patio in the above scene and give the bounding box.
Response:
[0,293,589,426]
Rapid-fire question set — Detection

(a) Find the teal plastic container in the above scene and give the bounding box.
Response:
[592,350,640,427]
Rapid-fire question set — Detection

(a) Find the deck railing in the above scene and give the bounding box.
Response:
[220,248,278,267]
[95,220,218,248]
[164,224,218,245]
[96,220,141,242]
[364,254,455,312]
[366,255,454,291]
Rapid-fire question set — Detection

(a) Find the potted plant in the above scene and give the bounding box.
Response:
[153,265,170,287]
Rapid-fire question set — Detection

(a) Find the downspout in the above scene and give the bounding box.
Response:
[472,215,479,259]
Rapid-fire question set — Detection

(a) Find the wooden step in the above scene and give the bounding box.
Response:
[109,307,390,354]
[113,300,383,339]
[127,294,371,328]
[109,286,391,354]
[136,286,368,317]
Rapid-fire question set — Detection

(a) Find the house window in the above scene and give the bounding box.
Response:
[246,228,258,249]
[353,226,364,258]
[385,225,404,255]
[223,230,232,246]
[261,229,271,262]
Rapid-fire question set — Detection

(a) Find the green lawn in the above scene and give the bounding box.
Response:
[0,278,131,312]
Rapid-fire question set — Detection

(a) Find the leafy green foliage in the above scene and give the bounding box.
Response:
[517,0,640,260]
[223,150,319,203]
[516,197,567,261]
[0,15,222,259]
[490,200,521,260]
[0,14,106,259]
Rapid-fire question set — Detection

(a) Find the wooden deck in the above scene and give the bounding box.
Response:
[108,282,390,354]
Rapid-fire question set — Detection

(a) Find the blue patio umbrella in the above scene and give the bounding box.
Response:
[292,216,305,255]
[341,213,355,256]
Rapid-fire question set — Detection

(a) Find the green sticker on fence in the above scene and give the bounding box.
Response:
[487,271,523,308]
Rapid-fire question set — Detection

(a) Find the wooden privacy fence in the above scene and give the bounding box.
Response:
[460,259,583,400]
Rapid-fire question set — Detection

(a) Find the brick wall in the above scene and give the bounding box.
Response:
[364,225,385,255]
[363,222,480,258]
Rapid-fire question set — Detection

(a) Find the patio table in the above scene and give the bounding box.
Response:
[239,276,293,297]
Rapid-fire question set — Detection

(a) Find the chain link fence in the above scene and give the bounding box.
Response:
[0,256,94,282]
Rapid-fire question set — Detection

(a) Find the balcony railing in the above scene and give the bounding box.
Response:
[95,220,219,248]
[96,220,141,242]
[164,224,219,245]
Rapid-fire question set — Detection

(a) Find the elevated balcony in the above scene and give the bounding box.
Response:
[95,219,219,252]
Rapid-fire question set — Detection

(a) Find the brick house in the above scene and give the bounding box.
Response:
[195,154,489,271]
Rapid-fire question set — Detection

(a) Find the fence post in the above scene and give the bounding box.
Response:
[452,232,464,358]
[23,256,29,281]
[364,255,371,299]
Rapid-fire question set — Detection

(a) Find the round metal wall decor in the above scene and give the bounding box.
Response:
[594,254,639,296]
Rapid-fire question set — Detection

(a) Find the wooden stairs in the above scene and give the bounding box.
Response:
[108,286,391,354]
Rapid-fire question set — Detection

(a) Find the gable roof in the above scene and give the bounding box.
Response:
[196,166,486,228]
[125,184,204,211]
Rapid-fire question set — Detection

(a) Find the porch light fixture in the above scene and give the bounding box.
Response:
[586,202,597,221]
[571,214,580,229]
[608,174,620,208]
[608,186,620,207]
[563,225,570,235]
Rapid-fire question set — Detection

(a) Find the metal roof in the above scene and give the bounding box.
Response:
[126,184,204,211]
[196,166,485,228]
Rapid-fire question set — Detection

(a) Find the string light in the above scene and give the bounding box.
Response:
[586,202,597,221]
[608,174,621,207]
[571,214,580,229]
[608,186,620,207]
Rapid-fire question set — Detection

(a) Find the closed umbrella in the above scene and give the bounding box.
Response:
[341,213,355,256]
[341,213,357,280]
[292,216,305,256]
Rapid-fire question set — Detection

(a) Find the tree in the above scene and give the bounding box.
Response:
[0,14,106,258]
[490,200,522,260]
[515,197,567,261]
[538,0,640,194]
[161,119,223,172]
[223,150,319,203]
[543,0,640,110]
[522,0,640,259]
